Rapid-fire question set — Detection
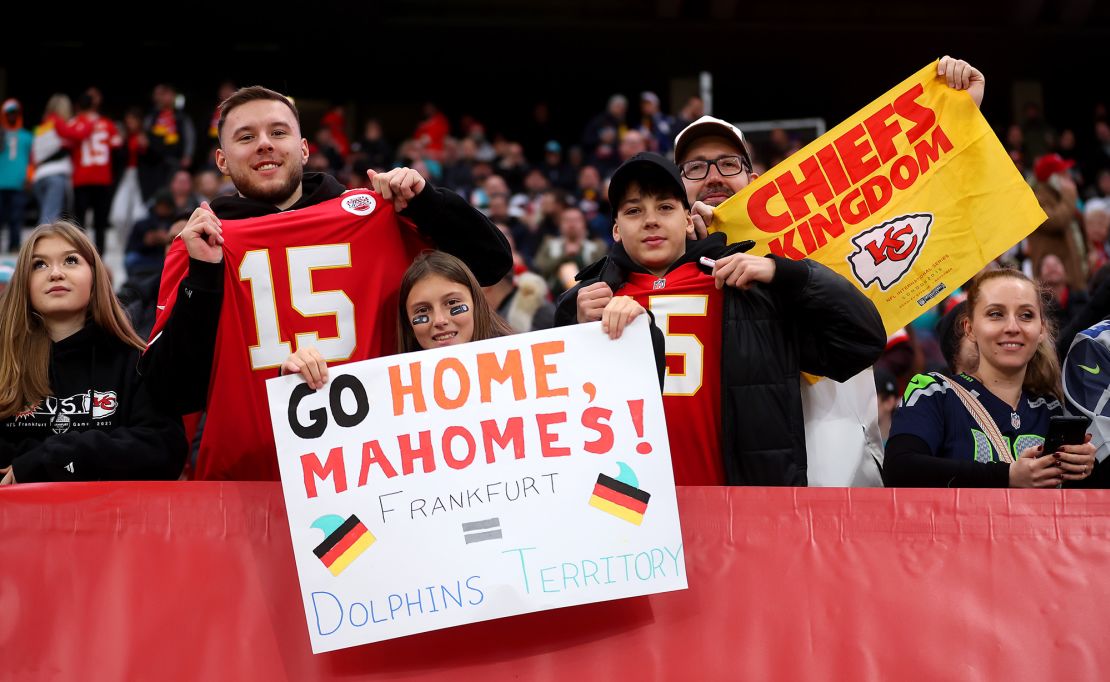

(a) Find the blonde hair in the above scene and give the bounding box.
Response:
[43,93,73,121]
[0,222,145,418]
[964,268,1061,400]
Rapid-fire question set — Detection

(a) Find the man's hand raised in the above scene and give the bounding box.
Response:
[690,201,715,240]
[938,55,985,109]
[177,201,224,263]
[367,167,427,212]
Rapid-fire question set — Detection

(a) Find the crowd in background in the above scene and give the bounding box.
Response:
[2,81,1110,434]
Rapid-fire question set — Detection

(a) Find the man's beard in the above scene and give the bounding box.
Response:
[234,162,304,206]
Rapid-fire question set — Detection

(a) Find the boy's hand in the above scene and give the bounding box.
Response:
[600,296,646,340]
[713,252,775,290]
[577,282,613,323]
[282,346,329,390]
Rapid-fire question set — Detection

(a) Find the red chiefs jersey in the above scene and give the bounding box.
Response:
[150,191,430,480]
[68,114,122,186]
[619,262,725,485]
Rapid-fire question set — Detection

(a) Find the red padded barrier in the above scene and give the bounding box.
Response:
[3,483,1109,679]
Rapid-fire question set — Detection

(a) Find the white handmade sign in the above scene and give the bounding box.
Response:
[266,317,687,653]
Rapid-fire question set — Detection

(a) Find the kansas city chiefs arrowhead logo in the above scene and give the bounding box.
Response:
[341,193,377,216]
[847,213,932,290]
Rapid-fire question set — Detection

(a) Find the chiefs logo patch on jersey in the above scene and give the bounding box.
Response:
[341,193,377,217]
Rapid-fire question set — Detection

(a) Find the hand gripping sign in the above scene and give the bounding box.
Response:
[715,60,1046,334]
[266,317,687,653]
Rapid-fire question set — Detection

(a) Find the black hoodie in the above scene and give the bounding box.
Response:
[0,324,187,482]
[139,172,512,417]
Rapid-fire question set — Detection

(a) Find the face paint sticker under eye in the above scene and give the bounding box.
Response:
[412,314,430,325]
[450,304,470,316]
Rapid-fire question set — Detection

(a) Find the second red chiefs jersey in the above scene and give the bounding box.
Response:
[151,191,430,480]
[619,262,725,485]
[70,114,122,187]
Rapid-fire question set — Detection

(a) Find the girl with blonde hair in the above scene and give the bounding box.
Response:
[884,268,1096,487]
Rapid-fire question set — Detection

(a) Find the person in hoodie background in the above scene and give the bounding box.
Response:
[31,94,75,225]
[139,85,512,481]
[0,99,34,252]
[0,221,185,484]
[140,84,196,202]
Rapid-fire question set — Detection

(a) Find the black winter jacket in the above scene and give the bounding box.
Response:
[0,324,186,482]
[555,234,886,485]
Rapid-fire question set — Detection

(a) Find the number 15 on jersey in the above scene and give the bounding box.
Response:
[239,244,358,370]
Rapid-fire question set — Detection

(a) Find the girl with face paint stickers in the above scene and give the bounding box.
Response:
[283,251,513,389]
[398,250,513,353]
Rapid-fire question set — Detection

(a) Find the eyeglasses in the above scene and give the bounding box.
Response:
[679,155,751,180]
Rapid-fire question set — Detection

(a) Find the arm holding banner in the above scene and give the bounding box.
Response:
[937,56,984,108]
[711,251,776,290]
[690,56,985,243]
[768,256,887,382]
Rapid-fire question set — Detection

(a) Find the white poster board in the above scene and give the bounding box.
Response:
[266,317,687,653]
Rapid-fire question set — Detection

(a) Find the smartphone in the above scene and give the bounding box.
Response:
[1043,415,1087,454]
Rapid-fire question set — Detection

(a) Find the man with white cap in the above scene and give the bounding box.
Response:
[670,56,984,486]
[675,55,984,236]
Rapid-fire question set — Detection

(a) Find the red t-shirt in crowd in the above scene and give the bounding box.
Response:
[619,262,725,485]
[68,113,122,187]
[150,191,430,480]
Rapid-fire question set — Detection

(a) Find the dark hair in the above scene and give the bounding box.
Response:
[560,205,586,220]
[397,251,513,353]
[217,86,300,142]
[964,268,1061,400]
[543,188,570,208]
[610,166,685,211]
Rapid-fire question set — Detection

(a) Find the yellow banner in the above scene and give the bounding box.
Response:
[715,61,1046,334]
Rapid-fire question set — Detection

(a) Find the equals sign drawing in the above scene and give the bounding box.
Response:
[462,518,502,544]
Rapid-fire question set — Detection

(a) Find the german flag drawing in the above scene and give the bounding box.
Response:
[589,462,651,525]
[311,514,376,576]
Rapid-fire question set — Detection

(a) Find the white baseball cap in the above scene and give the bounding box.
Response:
[673,115,753,168]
